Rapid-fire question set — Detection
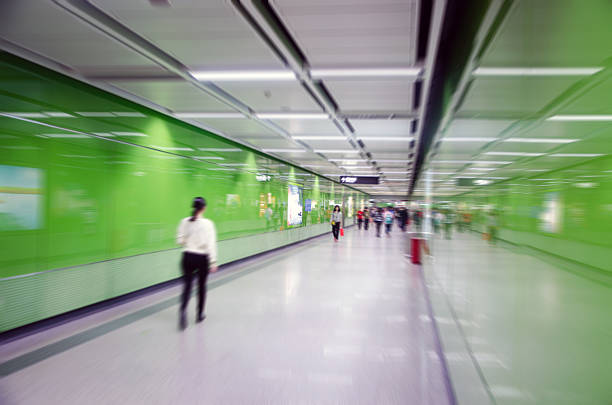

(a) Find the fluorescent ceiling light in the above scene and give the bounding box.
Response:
[314,149,359,153]
[152,146,194,151]
[504,138,577,143]
[37,133,89,139]
[547,115,612,121]
[484,152,544,156]
[194,156,225,160]
[340,166,372,169]
[549,153,604,157]
[301,164,328,168]
[328,159,366,162]
[385,179,409,182]
[467,167,496,171]
[473,67,603,76]
[42,112,75,118]
[199,148,242,152]
[191,70,296,81]
[376,159,411,163]
[433,160,512,164]
[75,112,117,117]
[219,163,248,166]
[442,137,496,142]
[257,113,329,120]
[429,171,453,175]
[381,171,410,174]
[359,137,414,141]
[174,112,245,119]
[311,67,422,79]
[262,148,306,153]
[113,112,146,117]
[292,136,346,140]
[113,132,147,137]
[5,112,48,118]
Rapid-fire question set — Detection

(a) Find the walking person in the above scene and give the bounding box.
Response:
[384,208,394,237]
[357,208,364,230]
[331,205,342,242]
[363,208,370,231]
[176,197,218,330]
[373,208,384,237]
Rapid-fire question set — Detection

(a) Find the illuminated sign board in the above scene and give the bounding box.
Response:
[339,176,379,184]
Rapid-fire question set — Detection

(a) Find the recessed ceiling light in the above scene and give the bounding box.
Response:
[191,70,296,81]
[359,137,414,141]
[263,148,307,153]
[37,133,89,139]
[314,150,360,154]
[433,160,512,164]
[504,138,578,143]
[473,67,603,76]
[174,112,245,119]
[152,146,194,151]
[292,136,346,140]
[257,113,329,120]
[547,115,612,121]
[442,137,496,142]
[484,152,545,156]
[310,67,422,79]
[548,153,604,157]
[199,148,242,152]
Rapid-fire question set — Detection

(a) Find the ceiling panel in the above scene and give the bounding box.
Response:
[91,0,283,70]
[325,80,413,111]
[351,119,413,136]
[457,77,582,118]
[480,0,612,67]
[445,119,514,137]
[274,0,418,66]
[271,119,341,135]
[192,118,279,139]
[558,76,612,115]
[217,82,320,111]
[0,0,163,72]
[111,80,233,111]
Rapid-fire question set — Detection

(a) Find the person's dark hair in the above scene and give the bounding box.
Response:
[334,205,340,212]
[190,197,206,221]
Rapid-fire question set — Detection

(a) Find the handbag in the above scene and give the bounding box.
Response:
[340,228,344,237]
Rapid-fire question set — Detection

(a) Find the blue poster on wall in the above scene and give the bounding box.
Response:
[305,199,312,212]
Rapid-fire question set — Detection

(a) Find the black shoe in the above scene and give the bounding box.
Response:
[179,311,187,330]
[196,313,206,323]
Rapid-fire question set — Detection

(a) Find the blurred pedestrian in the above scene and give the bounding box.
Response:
[176,197,218,330]
[357,208,364,230]
[384,208,394,237]
[373,208,384,237]
[331,205,342,242]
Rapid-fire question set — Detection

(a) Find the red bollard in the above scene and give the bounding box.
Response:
[411,238,421,264]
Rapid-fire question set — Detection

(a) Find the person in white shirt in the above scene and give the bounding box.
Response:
[330,205,343,242]
[176,197,218,329]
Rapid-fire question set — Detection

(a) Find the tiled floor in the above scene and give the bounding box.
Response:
[424,230,612,405]
[0,226,451,404]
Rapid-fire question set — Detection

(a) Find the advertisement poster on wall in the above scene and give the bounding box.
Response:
[539,192,562,233]
[0,165,43,231]
[287,184,303,227]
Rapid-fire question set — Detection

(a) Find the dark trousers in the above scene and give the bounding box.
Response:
[332,223,340,239]
[358,218,363,229]
[385,223,392,235]
[364,220,369,230]
[375,222,382,237]
[180,252,210,316]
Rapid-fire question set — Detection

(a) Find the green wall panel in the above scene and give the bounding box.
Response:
[0,52,367,331]
[450,154,612,275]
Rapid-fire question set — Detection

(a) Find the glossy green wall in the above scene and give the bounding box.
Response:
[449,153,612,275]
[0,52,367,330]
